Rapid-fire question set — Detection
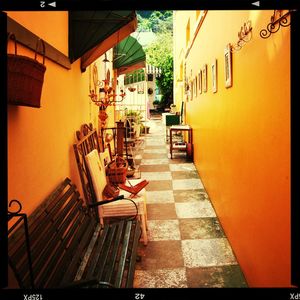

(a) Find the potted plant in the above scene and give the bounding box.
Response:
[124,110,142,138]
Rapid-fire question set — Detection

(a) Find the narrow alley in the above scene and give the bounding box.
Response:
[5,9,295,290]
[132,116,247,288]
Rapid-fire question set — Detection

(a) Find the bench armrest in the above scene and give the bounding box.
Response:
[87,195,125,208]
[87,195,139,221]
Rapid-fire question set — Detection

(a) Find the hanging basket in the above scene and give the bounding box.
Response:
[7,33,46,108]
[106,156,128,184]
[128,87,136,92]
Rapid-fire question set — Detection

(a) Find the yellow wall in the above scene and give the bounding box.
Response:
[174,10,291,287]
[7,12,113,215]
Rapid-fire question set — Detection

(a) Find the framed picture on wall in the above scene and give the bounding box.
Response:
[224,44,232,88]
[186,79,191,102]
[198,70,202,94]
[202,64,207,93]
[212,59,217,93]
[180,100,184,123]
[193,77,197,98]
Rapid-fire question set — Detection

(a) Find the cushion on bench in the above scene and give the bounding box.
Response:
[85,149,107,201]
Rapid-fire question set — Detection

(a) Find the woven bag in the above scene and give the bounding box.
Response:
[102,183,120,199]
[7,33,46,108]
[106,156,128,184]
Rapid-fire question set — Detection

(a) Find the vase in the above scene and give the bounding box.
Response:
[99,110,108,129]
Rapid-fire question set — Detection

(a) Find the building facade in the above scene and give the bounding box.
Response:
[173,10,291,287]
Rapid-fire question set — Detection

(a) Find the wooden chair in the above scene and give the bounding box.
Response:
[73,125,148,245]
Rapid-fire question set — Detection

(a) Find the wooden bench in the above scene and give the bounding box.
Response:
[8,178,141,288]
[73,124,148,245]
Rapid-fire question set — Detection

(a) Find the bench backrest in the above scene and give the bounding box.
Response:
[8,178,97,288]
[73,128,101,218]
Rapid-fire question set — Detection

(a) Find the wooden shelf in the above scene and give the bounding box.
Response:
[172,142,187,150]
[170,125,193,160]
[7,16,71,70]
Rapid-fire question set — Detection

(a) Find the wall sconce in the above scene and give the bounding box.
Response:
[102,52,109,64]
[89,55,126,109]
[231,20,252,52]
[260,10,294,39]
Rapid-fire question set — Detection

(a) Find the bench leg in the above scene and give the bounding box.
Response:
[144,204,148,231]
[100,216,104,226]
[140,214,148,246]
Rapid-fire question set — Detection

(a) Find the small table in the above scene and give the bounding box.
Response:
[169,125,193,159]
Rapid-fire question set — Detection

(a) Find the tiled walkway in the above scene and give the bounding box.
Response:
[132,117,247,288]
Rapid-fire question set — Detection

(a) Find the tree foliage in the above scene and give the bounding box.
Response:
[137,11,153,18]
[137,11,174,107]
[156,55,173,107]
[145,31,173,106]
[145,31,173,65]
[137,14,152,32]
[137,10,173,34]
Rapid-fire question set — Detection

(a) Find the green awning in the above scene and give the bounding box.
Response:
[69,11,136,63]
[113,36,146,71]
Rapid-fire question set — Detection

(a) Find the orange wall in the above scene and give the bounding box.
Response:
[174,10,290,287]
[7,12,113,216]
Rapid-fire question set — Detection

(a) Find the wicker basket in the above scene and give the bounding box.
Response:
[7,33,46,108]
[102,183,120,199]
[107,156,128,184]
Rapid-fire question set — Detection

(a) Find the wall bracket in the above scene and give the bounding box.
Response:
[260,10,294,39]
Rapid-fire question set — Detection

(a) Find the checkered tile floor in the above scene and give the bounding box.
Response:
[131,118,247,288]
